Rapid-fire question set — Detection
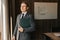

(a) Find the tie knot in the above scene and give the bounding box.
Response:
[22,14,24,18]
[22,13,24,16]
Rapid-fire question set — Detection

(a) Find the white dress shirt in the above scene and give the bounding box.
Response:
[20,12,27,18]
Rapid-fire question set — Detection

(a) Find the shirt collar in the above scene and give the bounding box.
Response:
[22,11,27,16]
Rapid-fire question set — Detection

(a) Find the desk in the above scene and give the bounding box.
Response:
[43,32,60,40]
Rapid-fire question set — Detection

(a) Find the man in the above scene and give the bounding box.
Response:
[12,1,35,40]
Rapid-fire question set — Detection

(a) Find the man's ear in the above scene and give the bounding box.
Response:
[27,7,29,10]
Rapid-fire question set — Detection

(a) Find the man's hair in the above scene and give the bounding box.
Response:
[20,1,29,7]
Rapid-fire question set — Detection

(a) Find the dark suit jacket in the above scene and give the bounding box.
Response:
[13,13,35,40]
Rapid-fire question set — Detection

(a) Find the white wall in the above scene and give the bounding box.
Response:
[0,0,3,40]
[0,14,2,32]
[0,0,2,33]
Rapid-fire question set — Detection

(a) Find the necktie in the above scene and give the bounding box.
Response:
[22,14,24,18]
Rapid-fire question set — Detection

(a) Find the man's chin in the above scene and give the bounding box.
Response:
[21,10,27,12]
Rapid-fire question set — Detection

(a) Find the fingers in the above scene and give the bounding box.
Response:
[18,27,24,32]
[12,36,15,40]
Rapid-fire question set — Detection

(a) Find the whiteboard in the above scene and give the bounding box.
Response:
[34,2,58,19]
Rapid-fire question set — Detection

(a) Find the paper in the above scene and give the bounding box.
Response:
[34,2,57,19]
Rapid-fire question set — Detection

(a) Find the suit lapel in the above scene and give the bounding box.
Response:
[24,13,29,18]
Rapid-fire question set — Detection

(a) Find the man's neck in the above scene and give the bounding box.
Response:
[22,11,27,14]
[22,11,27,16]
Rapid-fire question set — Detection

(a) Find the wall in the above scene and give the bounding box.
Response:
[0,0,2,33]
[15,0,59,40]
[15,0,58,32]
[8,0,59,40]
[0,13,2,32]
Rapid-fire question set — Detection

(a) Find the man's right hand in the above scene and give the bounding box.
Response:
[12,36,15,40]
[18,27,24,32]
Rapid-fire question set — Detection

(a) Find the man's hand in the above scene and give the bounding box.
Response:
[12,36,15,40]
[18,27,24,32]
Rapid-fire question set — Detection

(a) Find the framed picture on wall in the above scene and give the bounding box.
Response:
[34,2,58,19]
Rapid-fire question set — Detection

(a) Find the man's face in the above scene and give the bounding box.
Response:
[20,3,28,12]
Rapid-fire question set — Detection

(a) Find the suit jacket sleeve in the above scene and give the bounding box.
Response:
[24,15,35,32]
[13,15,19,36]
